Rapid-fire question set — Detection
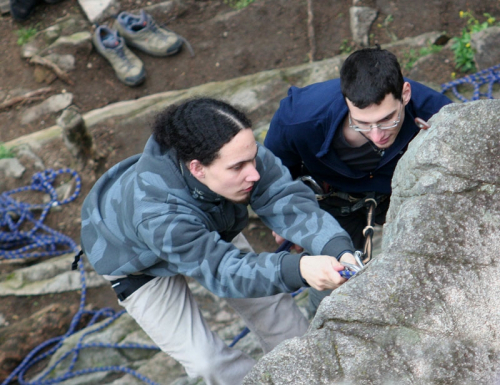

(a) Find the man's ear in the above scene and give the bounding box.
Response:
[188,160,205,180]
[402,81,412,105]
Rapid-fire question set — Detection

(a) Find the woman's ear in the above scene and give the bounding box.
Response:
[189,160,205,180]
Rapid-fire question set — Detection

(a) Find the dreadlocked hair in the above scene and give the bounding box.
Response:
[152,98,252,165]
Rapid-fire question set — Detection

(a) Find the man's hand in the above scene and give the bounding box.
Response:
[299,255,347,291]
[272,231,304,253]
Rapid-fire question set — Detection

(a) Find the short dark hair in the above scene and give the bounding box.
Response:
[152,97,252,165]
[340,46,404,108]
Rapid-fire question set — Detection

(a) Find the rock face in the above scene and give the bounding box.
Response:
[243,100,500,385]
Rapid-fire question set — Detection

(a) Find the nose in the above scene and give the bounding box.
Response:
[246,164,260,182]
[368,126,385,143]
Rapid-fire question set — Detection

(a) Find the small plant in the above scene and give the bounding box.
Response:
[0,143,14,159]
[378,14,398,42]
[402,44,443,71]
[15,26,37,46]
[224,0,255,10]
[339,39,354,55]
[451,11,498,73]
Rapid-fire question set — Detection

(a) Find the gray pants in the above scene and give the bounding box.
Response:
[118,234,309,385]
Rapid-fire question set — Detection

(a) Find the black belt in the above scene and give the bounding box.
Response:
[111,274,156,301]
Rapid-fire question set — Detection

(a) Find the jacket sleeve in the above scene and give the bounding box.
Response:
[136,201,305,298]
[250,145,354,257]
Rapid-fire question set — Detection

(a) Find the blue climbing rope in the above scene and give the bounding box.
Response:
[1,257,161,385]
[0,168,81,259]
[441,63,500,102]
[1,169,161,385]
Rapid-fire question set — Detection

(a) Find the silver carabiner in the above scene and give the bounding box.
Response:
[341,262,362,273]
[299,175,331,200]
[353,250,365,268]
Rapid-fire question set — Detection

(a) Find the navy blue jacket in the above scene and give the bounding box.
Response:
[265,79,452,194]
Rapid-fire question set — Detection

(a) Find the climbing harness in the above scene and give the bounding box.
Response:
[300,175,383,264]
[440,63,500,102]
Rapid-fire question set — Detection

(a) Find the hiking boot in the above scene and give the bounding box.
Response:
[10,0,38,20]
[92,25,146,87]
[113,10,183,57]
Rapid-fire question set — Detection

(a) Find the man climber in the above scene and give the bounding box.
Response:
[80,97,359,384]
[264,46,453,316]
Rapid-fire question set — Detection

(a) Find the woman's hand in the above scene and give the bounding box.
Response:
[272,231,304,253]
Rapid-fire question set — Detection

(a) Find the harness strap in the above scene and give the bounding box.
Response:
[111,274,156,301]
[299,175,385,264]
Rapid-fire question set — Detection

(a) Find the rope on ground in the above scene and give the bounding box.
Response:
[2,257,161,385]
[1,169,160,385]
[441,63,500,102]
[0,168,81,259]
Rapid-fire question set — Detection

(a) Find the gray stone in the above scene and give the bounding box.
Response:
[0,253,108,296]
[0,158,25,178]
[15,144,46,170]
[43,53,76,72]
[108,353,187,385]
[243,100,500,384]
[143,0,188,18]
[57,105,95,164]
[33,314,145,384]
[77,0,121,23]
[20,16,91,59]
[21,25,63,59]
[471,26,500,71]
[0,0,9,14]
[349,6,378,47]
[21,93,73,125]
[40,31,93,57]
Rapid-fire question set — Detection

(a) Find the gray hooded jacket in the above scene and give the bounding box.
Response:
[81,136,353,298]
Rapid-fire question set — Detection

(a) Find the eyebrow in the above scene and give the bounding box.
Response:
[228,146,258,169]
[352,108,398,125]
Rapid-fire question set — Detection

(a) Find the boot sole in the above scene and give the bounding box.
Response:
[126,39,183,58]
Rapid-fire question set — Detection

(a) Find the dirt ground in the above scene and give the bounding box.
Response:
[1,0,500,382]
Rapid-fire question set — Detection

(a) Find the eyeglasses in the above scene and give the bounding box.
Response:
[348,103,403,132]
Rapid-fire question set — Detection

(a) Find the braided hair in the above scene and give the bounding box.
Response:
[152,98,252,165]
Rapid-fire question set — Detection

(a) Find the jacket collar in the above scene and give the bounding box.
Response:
[317,102,420,178]
[178,155,223,203]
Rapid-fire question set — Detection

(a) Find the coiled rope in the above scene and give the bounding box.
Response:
[441,63,500,102]
[1,169,160,385]
[0,168,81,259]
